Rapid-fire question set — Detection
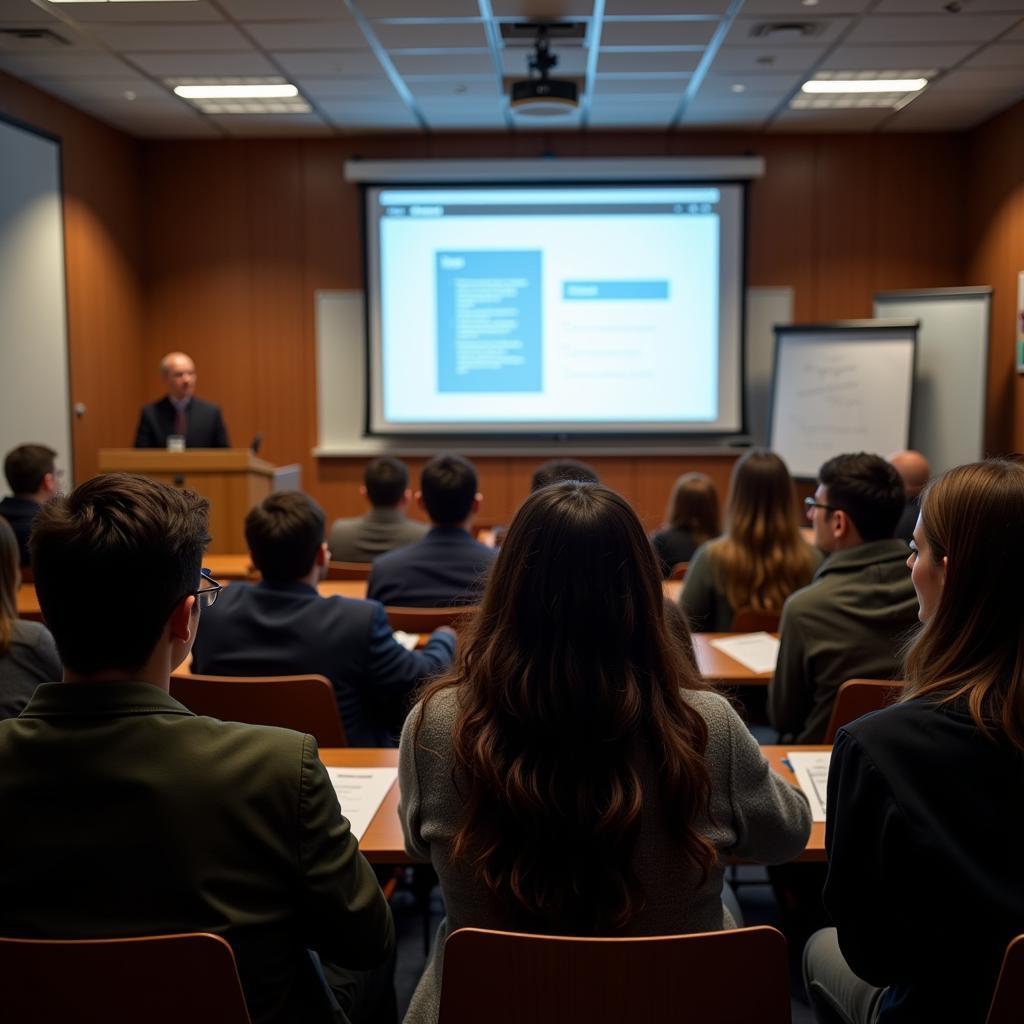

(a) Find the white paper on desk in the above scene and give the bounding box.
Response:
[708,632,780,674]
[788,751,831,823]
[326,767,398,841]
[392,630,420,651]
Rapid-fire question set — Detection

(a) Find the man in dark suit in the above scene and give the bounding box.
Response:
[134,351,230,448]
[192,490,455,746]
[0,443,59,565]
[0,473,394,1024]
[889,449,931,543]
[366,453,497,608]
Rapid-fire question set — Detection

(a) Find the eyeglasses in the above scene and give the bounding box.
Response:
[195,567,223,609]
[803,497,843,514]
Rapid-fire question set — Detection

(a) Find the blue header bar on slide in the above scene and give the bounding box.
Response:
[380,188,721,206]
[564,281,670,300]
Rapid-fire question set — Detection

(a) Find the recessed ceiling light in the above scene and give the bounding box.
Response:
[801,0,819,6]
[731,83,746,93]
[173,83,298,99]
[801,78,927,93]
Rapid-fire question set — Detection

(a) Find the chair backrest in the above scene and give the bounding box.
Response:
[326,560,373,581]
[437,926,790,1024]
[823,678,904,742]
[987,934,1024,1024]
[385,606,478,633]
[170,673,347,747]
[669,561,689,581]
[0,932,251,1024]
[19,565,33,585]
[731,606,781,632]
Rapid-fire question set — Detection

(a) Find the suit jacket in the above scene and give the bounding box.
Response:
[366,526,497,608]
[0,681,394,1024]
[0,495,40,566]
[134,396,230,448]
[191,580,455,746]
[328,507,429,563]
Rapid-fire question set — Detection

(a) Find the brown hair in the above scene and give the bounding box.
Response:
[902,460,1024,750]
[707,450,816,613]
[245,491,324,584]
[664,472,720,544]
[417,482,715,933]
[0,517,18,655]
[4,444,55,495]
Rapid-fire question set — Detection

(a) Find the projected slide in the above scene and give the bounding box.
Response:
[366,185,743,435]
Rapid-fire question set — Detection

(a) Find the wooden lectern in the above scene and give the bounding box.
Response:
[97,449,275,553]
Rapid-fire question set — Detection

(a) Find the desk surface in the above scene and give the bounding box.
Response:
[319,745,826,865]
[692,633,776,685]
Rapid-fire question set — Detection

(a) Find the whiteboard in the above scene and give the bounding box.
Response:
[0,116,71,491]
[768,322,918,480]
[874,288,990,474]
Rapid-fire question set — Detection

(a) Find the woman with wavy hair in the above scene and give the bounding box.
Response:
[804,459,1024,1024]
[680,449,820,631]
[399,482,811,1024]
[0,516,60,719]
[651,471,720,578]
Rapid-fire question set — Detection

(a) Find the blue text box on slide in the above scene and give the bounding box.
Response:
[563,280,669,300]
[436,250,542,393]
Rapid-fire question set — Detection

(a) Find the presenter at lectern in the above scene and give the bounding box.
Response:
[134,351,230,449]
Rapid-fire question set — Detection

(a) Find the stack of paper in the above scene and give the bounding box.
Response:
[787,751,831,823]
[326,767,399,840]
[708,631,780,673]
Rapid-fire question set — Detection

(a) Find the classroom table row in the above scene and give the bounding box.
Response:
[324,746,828,864]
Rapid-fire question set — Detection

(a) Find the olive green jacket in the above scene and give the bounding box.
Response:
[769,540,919,743]
[0,681,394,1024]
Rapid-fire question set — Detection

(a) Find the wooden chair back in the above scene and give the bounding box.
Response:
[987,934,1024,1024]
[385,606,478,633]
[0,932,251,1024]
[326,560,373,581]
[170,673,347,747]
[824,679,904,742]
[731,606,781,632]
[668,561,689,581]
[19,565,33,585]
[437,926,790,1024]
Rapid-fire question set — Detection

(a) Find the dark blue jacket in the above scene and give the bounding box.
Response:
[191,581,455,746]
[134,395,229,448]
[0,496,40,566]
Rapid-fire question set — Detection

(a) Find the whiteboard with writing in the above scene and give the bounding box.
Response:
[768,323,917,480]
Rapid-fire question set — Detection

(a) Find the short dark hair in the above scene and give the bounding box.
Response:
[818,452,905,542]
[245,491,324,584]
[4,444,56,495]
[421,454,478,527]
[32,473,210,674]
[364,457,409,507]
[530,459,599,493]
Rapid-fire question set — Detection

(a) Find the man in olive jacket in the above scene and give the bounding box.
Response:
[769,452,919,743]
[0,474,394,1024]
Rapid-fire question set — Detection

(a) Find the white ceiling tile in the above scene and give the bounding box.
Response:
[819,43,977,69]
[501,46,587,74]
[418,96,506,124]
[244,20,365,51]
[724,16,853,46]
[219,0,349,16]
[593,75,688,94]
[882,88,1015,128]
[106,115,221,138]
[844,14,1020,44]
[351,0,480,14]
[874,0,1024,11]
[597,49,703,72]
[605,0,730,13]
[1007,21,1024,40]
[965,42,1024,68]
[85,23,253,53]
[681,106,774,126]
[318,97,417,119]
[273,50,383,76]
[45,0,226,23]
[395,50,497,75]
[590,94,682,115]
[74,94,193,118]
[215,112,332,136]
[406,76,501,96]
[599,20,718,47]
[127,51,278,76]
[710,45,828,71]
[0,51,131,77]
[588,103,674,126]
[686,94,784,114]
[739,0,871,13]
[770,105,894,129]
[30,74,168,101]
[0,1,59,23]
[372,21,489,49]
[295,76,398,100]
[929,66,1024,91]
[698,70,804,97]
[490,0,593,14]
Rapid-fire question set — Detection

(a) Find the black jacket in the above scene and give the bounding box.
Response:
[134,395,229,448]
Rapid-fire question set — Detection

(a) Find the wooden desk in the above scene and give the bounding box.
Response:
[203,554,257,580]
[692,633,776,686]
[16,585,42,622]
[318,745,826,865]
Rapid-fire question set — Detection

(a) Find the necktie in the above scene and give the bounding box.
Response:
[174,406,187,437]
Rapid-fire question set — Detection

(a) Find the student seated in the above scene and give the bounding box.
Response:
[530,458,599,490]
[651,471,720,578]
[191,490,455,746]
[804,459,1024,1023]
[399,481,812,1024]
[328,456,428,563]
[680,449,820,631]
[769,452,918,743]
[0,443,60,566]
[366,453,496,608]
[0,516,60,719]
[0,474,394,1024]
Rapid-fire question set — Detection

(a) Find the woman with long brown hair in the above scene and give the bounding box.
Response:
[399,482,811,1024]
[651,471,720,578]
[0,516,60,719]
[804,459,1024,1023]
[680,449,820,631]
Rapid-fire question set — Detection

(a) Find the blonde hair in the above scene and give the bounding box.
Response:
[902,460,1024,751]
[664,472,719,545]
[0,517,19,655]
[707,450,816,613]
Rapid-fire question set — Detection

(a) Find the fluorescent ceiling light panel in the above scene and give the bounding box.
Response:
[174,84,298,99]
[792,69,931,110]
[801,78,927,93]
[167,77,309,114]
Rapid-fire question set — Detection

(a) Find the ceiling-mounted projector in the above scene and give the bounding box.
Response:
[509,25,578,116]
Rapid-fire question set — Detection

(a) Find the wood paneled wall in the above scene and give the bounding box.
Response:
[141,130,967,528]
[0,71,145,484]
[965,97,1024,455]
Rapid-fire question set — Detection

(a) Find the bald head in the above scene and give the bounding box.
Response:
[160,352,196,402]
[888,450,931,500]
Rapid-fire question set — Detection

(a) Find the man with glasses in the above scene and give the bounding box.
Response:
[0,473,394,1024]
[0,443,60,566]
[769,452,918,743]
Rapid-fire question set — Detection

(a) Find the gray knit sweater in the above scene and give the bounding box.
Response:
[398,686,811,1024]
